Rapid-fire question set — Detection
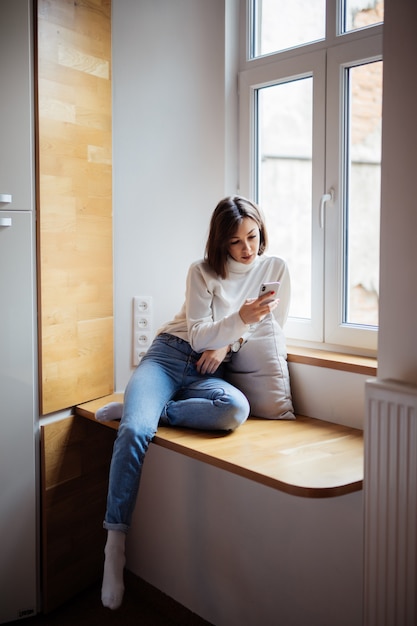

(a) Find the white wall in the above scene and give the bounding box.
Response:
[289,363,367,429]
[112,0,238,390]
[126,444,363,626]
[377,0,417,384]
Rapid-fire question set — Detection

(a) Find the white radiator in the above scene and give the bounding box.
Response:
[364,378,417,626]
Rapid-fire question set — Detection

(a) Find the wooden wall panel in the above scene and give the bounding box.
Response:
[41,416,116,612]
[37,0,113,414]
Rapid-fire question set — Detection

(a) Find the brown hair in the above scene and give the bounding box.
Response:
[205,195,268,278]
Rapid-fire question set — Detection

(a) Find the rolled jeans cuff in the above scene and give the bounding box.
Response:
[103,520,129,534]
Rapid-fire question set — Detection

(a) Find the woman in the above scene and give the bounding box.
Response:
[101,195,290,609]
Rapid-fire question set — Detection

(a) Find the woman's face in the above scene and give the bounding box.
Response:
[227,217,260,265]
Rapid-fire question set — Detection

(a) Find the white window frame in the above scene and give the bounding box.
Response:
[239,51,326,343]
[238,0,383,355]
[325,34,382,351]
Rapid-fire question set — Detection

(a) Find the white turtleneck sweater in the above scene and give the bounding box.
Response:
[158,254,290,353]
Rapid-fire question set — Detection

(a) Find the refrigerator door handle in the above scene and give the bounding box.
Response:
[0,217,12,227]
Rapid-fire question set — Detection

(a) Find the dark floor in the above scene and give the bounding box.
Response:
[6,572,212,626]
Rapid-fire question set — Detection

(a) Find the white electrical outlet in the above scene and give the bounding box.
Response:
[132,296,153,366]
[136,349,148,362]
[133,296,152,314]
[135,331,152,346]
[136,316,151,329]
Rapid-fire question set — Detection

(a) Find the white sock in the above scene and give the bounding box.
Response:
[101,530,126,610]
[96,402,124,422]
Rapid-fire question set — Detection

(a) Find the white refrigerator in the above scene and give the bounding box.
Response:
[0,0,39,622]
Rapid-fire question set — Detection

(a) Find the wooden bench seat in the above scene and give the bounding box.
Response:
[75,393,364,498]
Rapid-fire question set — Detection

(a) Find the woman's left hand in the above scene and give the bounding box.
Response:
[196,346,229,375]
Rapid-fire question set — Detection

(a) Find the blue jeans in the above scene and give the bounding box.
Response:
[104,333,250,532]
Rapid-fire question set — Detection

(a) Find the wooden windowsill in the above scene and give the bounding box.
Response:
[287,346,377,376]
[76,393,364,499]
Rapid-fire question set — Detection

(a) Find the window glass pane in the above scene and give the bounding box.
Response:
[343,0,384,33]
[344,61,382,326]
[252,0,325,58]
[257,78,313,319]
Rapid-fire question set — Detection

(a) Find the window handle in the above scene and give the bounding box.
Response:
[319,188,334,229]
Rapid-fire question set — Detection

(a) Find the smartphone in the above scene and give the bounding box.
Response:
[258,281,280,304]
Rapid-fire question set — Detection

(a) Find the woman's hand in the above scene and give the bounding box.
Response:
[196,346,230,375]
[239,293,279,325]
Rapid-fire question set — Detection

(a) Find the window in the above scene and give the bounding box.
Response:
[257,77,314,321]
[342,61,382,328]
[252,0,326,56]
[239,0,383,354]
[343,0,384,32]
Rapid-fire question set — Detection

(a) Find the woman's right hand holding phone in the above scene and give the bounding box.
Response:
[239,291,279,325]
